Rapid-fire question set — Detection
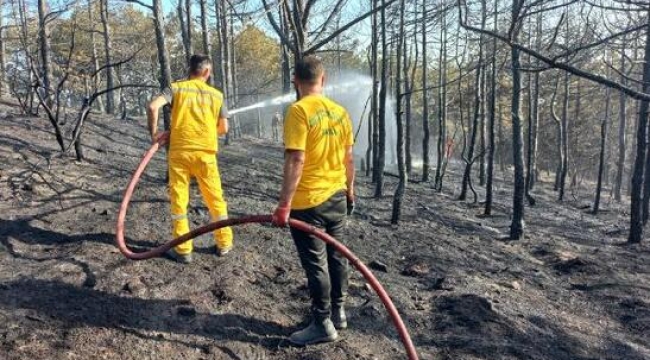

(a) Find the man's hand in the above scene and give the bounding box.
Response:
[346,192,355,216]
[151,131,169,145]
[272,205,291,227]
[218,117,229,135]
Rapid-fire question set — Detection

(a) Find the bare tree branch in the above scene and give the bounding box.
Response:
[261,0,297,53]
[312,0,346,41]
[302,0,317,29]
[64,83,158,154]
[306,0,398,54]
[457,2,650,102]
[55,18,78,124]
[583,0,647,12]
[122,0,153,11]
[546,12,565,50]
[91,47,143,78]
[551,24,646,62]
[523,0,577,20]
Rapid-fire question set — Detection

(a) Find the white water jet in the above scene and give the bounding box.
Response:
[228,93,296,115]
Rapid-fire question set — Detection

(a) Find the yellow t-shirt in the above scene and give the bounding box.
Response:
[284,94,354,210]
[165,79,227,153]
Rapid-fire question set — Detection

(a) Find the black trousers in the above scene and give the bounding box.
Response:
[290,191,349,321]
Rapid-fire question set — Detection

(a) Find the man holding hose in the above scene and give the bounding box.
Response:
[147,54,234,264]
[272,55,356,345]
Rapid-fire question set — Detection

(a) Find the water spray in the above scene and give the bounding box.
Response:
[227,77,373,116]
[115,135,419,360]
[228,93,296,116]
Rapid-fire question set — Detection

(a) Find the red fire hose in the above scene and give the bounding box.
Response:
[115,135,419,360]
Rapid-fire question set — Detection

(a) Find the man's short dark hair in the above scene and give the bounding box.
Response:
[189,54,212,75]
[294,55,324,84]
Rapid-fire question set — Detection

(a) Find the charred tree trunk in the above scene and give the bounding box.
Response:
[526,13,542,192]
[229,12,241,139]
[389,23,398,167]
[199,0,212,84]
[153,0,172,130]
[374,0,388,198]
[74,133,84,161]
[477,64,486,186]
[178,0,190,64]
[87,0,104,112]
[593,82,611,214]
[404,36,413,176]
[551,77,562,193]
[434,12,448,191]
[116,66,127,120]
[370,0,379,179]
[279,6,292,94]
[391,0,407,224]
[37,0,52,107]
[459,62,482,202]
[215,0,225,88]
[405,24,418,177]
[478,6,488,188]
[218,0,233,144]
[628,95,640,198]
[485,1,497,216]
[498,102,505,173]
[73,102,93,161]
[629,13,650,244]
[615,38,627,202]
[16,0,36,113]
[509,0,526,240]
[100,0,115,114]
[421,0,430,183]
[366,103,373,177]
[558,72,569,201]
[186,0,193,55]
[642,117,650,224]
[570,78,581,190]
[460,6,485,202]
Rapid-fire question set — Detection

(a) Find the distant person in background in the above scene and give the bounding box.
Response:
[147,54,234,264]
[272,55,356,346]
[271,111,281,142]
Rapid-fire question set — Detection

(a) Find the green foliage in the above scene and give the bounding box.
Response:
[234,24,281,96]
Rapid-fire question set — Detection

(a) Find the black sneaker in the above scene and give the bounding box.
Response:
[165,249,192,264]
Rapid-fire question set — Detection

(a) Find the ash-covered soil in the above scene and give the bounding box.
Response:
[0,101,648,360]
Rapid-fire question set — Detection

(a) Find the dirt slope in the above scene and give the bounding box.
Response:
[0,104,648,360]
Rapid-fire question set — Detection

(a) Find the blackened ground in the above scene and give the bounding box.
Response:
[0,101,648,360]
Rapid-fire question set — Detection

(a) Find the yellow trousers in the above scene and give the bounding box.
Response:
[168,151,233,254]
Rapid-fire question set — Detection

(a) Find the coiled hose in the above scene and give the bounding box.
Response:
[115,135,419,360]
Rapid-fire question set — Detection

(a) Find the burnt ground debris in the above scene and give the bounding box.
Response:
[0,104,649,359]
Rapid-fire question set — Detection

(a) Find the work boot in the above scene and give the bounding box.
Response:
[165,249,192,264]
[331,306,347,330]
[289,318,338,346]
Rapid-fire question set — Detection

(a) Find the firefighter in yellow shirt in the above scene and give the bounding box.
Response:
[272,56,355,346]
[147,54,233,264]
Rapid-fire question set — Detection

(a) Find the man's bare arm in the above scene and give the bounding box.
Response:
[278,150,305,207]
[344,146,355,197]
[147,95,169,142]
